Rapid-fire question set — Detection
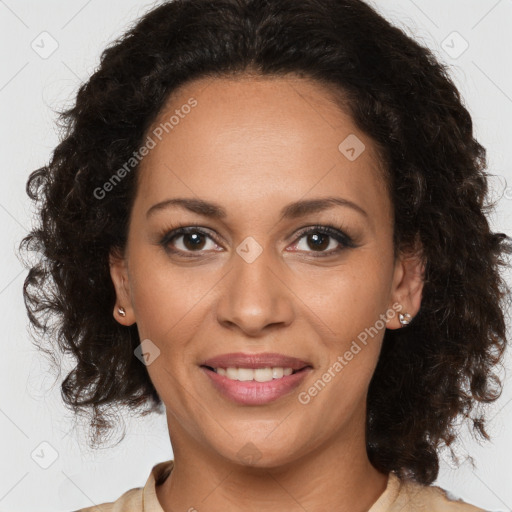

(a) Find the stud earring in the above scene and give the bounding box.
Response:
[399,312,412,327]
[117,307,126,317]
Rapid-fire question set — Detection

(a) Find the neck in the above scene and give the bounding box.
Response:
[156,424,388,512]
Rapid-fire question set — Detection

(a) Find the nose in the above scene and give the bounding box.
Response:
[215,246,295,337]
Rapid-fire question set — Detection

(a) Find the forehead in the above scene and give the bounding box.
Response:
[134,75,391,224]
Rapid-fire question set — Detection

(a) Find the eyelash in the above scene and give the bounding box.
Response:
[158,224,357,258]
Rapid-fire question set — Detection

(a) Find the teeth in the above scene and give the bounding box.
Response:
[272,367,284,379]
[214,367,295,382]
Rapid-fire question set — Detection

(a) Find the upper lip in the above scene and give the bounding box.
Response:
[201,352,312,370]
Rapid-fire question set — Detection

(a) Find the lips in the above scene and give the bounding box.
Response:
[199,352,313,405]
[200,352,312,371]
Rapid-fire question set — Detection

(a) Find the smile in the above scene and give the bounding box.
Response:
[208,366,296,382]
[200,365,312,405]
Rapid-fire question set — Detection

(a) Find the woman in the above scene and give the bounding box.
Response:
[20,0,510,510]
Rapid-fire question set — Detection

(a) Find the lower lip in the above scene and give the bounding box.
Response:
[201,366,312,405]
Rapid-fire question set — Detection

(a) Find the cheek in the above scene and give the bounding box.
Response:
[128,250,197,335]
[128,232,394,343]
[303,263,391,410]
[292,251,394,334]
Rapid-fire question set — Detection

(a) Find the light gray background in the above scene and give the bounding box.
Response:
[1,1,511,511]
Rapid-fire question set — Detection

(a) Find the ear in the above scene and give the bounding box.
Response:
[109,247,136,326]
[386,240,425,330]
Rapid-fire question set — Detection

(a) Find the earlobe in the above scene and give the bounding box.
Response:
[387,243,425,330]
[109,248,136,325]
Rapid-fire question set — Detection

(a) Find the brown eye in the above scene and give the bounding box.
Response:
[160,227,221,255]
[288,225,356,256]
[180,232,207,251]
[305,232,330,251]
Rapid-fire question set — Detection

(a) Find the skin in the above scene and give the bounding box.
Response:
[110,74,424,512]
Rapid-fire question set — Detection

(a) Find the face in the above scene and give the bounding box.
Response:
[110,75,423,468]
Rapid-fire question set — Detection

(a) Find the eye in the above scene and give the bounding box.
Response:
[159,223,356,258]
[160,227,222,256]
[288,225,356,256]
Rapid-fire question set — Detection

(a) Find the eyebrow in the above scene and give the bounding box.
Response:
[146,196,368,220]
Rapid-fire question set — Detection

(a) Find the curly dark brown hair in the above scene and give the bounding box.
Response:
[19,0,511,485]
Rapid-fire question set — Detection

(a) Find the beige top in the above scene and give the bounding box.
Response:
[75,460,489,511]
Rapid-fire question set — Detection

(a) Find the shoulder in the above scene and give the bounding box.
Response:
[393,476,491,512]
[71,486,143,512]
[68,459,173,512]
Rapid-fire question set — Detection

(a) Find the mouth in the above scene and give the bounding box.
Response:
[199,352,312,382]
[199,353,313,405]
[201,365,309,382]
